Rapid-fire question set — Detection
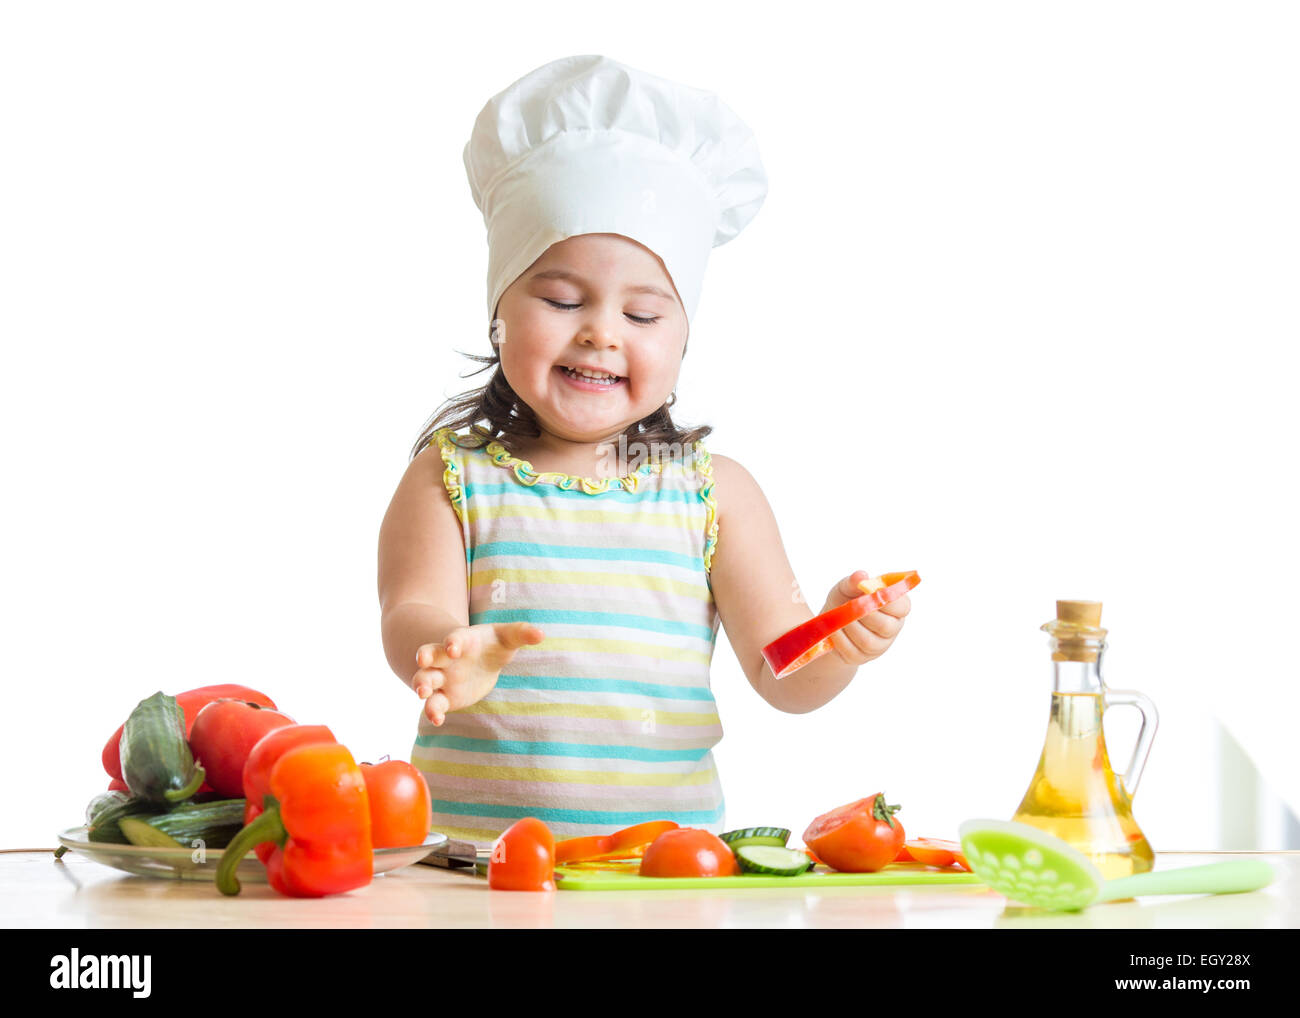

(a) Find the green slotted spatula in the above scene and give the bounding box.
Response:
[958,819,1274,912]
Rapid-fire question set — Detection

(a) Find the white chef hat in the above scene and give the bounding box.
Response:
[464,54,768,328]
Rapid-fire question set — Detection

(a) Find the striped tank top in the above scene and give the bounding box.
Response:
[409,424,726,850]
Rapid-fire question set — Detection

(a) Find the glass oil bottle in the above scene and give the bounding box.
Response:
[1011,600,1158,879]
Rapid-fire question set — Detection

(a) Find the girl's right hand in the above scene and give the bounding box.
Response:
[413,621,546,726]
[821,570,910,668]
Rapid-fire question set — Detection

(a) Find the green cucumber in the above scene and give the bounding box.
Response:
[85,791,132,826]
[734,845,815,876]
[85,796,246,848]
[119,691,206,804]
[118,817,187,849]
[135,799,247,849]
[719,827,791,850]
[85,791,156,844]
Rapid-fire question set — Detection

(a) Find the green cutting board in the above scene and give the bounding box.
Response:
[554,860,982,891]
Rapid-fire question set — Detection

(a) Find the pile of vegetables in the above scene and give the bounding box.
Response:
[75,684,291,851]
[68,685,432,899]
[487,793,971,891]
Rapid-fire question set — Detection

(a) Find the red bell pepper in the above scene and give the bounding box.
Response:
[101,684,278,782]
[240,727,430,854]
[240,724,338,861]
[216,741,372,898]
[761,571,921,679]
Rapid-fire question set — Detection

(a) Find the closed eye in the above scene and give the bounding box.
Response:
[542,298,658,325]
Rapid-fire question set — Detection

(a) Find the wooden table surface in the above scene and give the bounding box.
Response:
[3,847,1297,928]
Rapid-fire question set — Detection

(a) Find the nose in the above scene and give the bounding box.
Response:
[575,312,622,350]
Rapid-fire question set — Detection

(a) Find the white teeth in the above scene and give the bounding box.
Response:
[563,366,620,383]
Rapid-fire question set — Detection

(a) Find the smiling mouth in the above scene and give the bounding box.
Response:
[557,365,625,386]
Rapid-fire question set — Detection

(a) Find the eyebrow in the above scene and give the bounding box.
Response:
[528,269,675,302]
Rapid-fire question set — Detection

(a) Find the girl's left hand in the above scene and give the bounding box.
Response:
[820,570,911,667]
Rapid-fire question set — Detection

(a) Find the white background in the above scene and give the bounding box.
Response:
[2,1,1296,852]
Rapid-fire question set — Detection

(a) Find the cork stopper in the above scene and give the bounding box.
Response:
[1056,600,1102,628]
[1043,599,1107,662]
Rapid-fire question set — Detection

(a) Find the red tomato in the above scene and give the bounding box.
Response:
[488,818,556,891]
[359,760,433,848]
[189,699,297,797]
[802,794,906,873]
[639,828,740,878]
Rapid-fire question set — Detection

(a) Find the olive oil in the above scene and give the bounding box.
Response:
[1010,601,1158,880]
[1012,692,1154,879]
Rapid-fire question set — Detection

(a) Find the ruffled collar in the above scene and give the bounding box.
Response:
[463,425,684,495]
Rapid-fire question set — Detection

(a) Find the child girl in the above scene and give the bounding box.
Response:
[377,55,911,849]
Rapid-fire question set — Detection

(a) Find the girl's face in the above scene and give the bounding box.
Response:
[494,233,688,446]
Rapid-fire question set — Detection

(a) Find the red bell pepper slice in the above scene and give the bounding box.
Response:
[895,837,971,871]
[216,742,372,898]
[762,571,921,679]
[555,820,680,864]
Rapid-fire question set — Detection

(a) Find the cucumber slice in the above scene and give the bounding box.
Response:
[719,827,791,849]
[734,845,814,876]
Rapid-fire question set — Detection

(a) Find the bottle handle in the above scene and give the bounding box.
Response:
[1102,688,1159,797]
